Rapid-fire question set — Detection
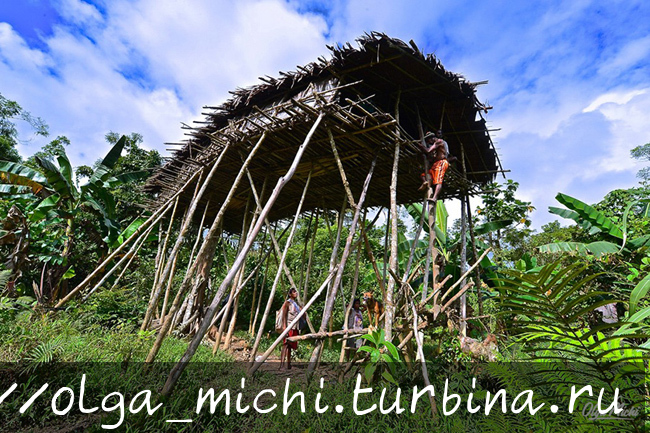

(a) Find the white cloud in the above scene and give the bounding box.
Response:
[55,0,103,27]
[2,0,649,232]
[583,88,648,113]
[0,0,330,166]
[0,23,52,71]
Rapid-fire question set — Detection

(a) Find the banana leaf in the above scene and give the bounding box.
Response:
[538,240,620,257]
[0,161,46,193]
[100,135,127,169]
[548,206,601,235]
[629,274,650,317]
[35,156,75,199]
[555,192,624,239]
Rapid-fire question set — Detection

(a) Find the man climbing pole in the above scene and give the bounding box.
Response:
[418,131,449,202]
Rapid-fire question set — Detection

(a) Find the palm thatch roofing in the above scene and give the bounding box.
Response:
[146,32,502,233]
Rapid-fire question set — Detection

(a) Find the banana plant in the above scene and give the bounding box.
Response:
[0,136,148,300]
[403,201,511,292]
[539,193,650,256]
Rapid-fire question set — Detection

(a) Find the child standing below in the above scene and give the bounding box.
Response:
[346,298,365,361]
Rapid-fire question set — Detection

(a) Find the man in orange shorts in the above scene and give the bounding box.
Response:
[419,131,449,202]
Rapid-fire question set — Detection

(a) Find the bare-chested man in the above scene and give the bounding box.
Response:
[418,131,449,201]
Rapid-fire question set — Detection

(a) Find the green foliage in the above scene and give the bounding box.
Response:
[21,336,64,374]
[0,134,157,301]
[0,92,48,163]
[358,328,400,384]
[475,180,534,265]
[538,191,649,259]
[495,261,648,427]
[630,142,650,181]
[477,180,534,227]
[498,260,650,363]
[556,192,624,239]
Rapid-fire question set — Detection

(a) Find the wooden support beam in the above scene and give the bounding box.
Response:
[465,195,483,316]
[301,209,319,300]
[145,132,267,361]
[83,220,157,301]
[459,144,468,337]
[338,230,364,363]
[161,113,324,396]
[328,127,356,208]
[290,326,371,342]
[243,168,317,335]
[143,143,231,330]
[308,152,378,374]
[385,98,400,340]
[249,267,338,375]
[249,170,312,361]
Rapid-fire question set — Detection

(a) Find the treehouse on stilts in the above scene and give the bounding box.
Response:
[61,33,502,396]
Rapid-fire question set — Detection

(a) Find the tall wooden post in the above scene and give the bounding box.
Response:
[385,130,400,339]
[249,171,312,360]
[465,195,483,316]
[308,153,378,374]
[459,144,468,337]
[143,142,230,330]
[145,132,267,362]
[161,113,324,396]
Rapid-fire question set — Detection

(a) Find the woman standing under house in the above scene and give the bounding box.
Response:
[280,288,301,369]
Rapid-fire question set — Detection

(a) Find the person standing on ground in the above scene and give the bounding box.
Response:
[346,298,365,361]
[280,288,301,369]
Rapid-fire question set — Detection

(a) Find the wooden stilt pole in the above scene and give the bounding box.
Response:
[465,195,483,316]
[83,221,158,301]
[385,140,400,340]
[248,227,269,334]
[180,201,211,325]
[339,231,363,363]
[249,268,337,375]
[382,208,390,297]
[244,168,317,334]
[459,145,468,337]
[149,222,164,304]
[143,143,230,331]
[415,110,438,305]
[145,132,267,362]
[361,218,386,300]
[409,296,437,417]
[328,127,356,208]
[302,209,319,300]
[161,113,324,396]
[297,210,315,300]
[154,197,180,320]
[249,171,312,360]
[251,226,276,334]
[216,193,252,352]
[327,197,346,349]
[308,153,378,374]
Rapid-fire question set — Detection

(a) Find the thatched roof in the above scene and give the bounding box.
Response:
[146,32,501,232]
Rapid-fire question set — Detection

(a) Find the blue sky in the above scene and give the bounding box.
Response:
[1,0,649,228]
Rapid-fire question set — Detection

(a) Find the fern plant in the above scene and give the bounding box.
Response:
[21,336,63,374]
[495,260,648,430]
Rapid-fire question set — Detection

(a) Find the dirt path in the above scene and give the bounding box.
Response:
[211,334,342,384]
